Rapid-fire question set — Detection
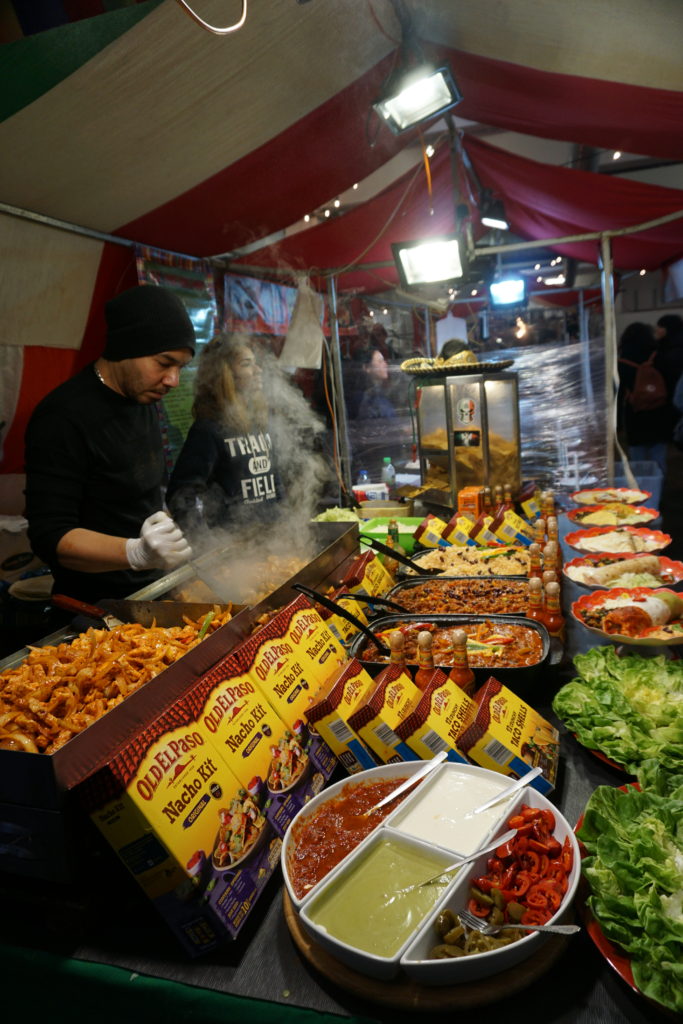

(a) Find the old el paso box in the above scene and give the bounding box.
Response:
[458,676,560,794]
[346,663,421,764]
[323,586,370,646]
[393,670,475,764]
[339,550,393,597]
[283,594,348,681]
[187,653,330,839]
[304,659,377,775]
[82,700,281,957]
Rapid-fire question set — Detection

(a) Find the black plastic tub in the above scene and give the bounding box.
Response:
[397,547,530,579]
[386,577,530,617]
[348,613,550,694]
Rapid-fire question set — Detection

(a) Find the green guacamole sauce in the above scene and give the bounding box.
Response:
[307,839,450,958]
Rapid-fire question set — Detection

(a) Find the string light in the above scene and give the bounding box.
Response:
[333,199,341,208]
[425,144,435,158]
[639,268,647,276]
[352,183,359,190]
[303,214,310,223]
[612,150,622,160]
[324,209,331,218]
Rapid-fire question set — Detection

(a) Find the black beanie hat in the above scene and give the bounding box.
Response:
[103,285,196,361]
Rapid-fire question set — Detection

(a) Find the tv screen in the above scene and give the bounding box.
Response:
[490,278,526,306]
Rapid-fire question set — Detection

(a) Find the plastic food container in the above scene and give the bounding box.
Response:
[348,613,550,692]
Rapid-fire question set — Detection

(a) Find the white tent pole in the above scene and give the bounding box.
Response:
[326,275,354,498]
[599,234,617,486]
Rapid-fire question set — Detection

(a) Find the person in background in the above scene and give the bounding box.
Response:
[655,313,683,398]
[349,347,397,421]
[166,333,282,535]
[617,321,671,474]
[24,285,195,602]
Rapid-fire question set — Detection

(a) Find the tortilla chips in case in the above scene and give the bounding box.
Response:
[81,696,281,957]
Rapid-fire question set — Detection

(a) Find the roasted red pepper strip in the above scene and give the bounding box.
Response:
[468,897,491,918]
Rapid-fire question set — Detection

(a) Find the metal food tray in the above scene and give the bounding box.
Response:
[348,612,550,692]
[397,548,528,580]
[0,522,358,810]
[386,576,530,617]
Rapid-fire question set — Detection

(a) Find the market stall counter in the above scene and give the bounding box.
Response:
[0,518,676,1021]
[0,675,670,1024]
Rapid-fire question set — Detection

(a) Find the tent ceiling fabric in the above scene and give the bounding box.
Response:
[0,0,681,263]
[233,134,683,286]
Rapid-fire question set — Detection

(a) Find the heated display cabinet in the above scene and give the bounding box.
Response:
[415,370,521,511]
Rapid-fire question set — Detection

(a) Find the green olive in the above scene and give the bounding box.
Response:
[470,885,494,906]
[491,886,506,910]
[430,943,466,959]
[507,901,525,921]
[442,924,465,944]
[435,908,456,937]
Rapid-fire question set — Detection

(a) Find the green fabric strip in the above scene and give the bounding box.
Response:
[2,944,379,1024]
[0,0,164,123]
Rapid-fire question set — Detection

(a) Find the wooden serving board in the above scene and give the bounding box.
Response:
[283,890,571,1010]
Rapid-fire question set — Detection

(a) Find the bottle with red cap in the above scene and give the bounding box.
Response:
[526,577,545,623]
[448,629,476,695]
[543,580,566,642]
[414,630,436,691]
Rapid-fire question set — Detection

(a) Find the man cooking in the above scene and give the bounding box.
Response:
[24,284,195,603]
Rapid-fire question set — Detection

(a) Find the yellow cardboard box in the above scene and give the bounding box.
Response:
[82,699,280,957]
[458,676,560,794]
[346,663,421,763]
[393,670,475,763]
[304,659,377,774]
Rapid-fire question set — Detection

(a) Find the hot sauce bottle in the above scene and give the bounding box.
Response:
[528,543,543,580]
[526,577,545,623]
[492,484,505,513]
[448,628,475,695]
[542,569,559,589]
[389,629,406,669]
[503,482,515,511]
[482,486,493,515]
[534,517,547,547]
[382,535,399,578]
[414,630,435,691]
[543,540,562,576]
[543,581,566,642]
[541,489,556,519]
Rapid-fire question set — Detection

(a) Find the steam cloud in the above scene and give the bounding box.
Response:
[174,340,335,605]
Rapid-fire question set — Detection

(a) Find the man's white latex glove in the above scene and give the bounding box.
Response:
[125,511,193,571]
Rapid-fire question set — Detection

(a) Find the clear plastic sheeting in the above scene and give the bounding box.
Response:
[493,337,608,491]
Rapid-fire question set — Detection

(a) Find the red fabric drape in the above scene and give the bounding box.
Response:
[463,135,683,270]
[114,47,683,259]
[439,46,683,162]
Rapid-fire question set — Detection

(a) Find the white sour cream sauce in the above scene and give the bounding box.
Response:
[391,769,515,856]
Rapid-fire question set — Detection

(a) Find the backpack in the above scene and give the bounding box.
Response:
[618,352,668,412]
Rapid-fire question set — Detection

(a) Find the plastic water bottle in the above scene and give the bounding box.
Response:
[381,456,396,498]
[357,468,370,485]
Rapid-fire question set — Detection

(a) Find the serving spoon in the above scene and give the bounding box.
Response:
[361,750,448,818]
[472,765,543,815]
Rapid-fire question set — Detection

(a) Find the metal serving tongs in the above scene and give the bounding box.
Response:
[291,582,391,656]
[360,535,442,576]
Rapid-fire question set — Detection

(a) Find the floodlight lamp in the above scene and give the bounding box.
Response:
[480,193,510,231]
[392,237,464,288]
[489,276,526,307]
[374,64,462,133]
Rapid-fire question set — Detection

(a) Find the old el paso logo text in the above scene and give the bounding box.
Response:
[254,641,293,681]
[203,679,256,733]
[288,612,319,644]
[136,732,204,800]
